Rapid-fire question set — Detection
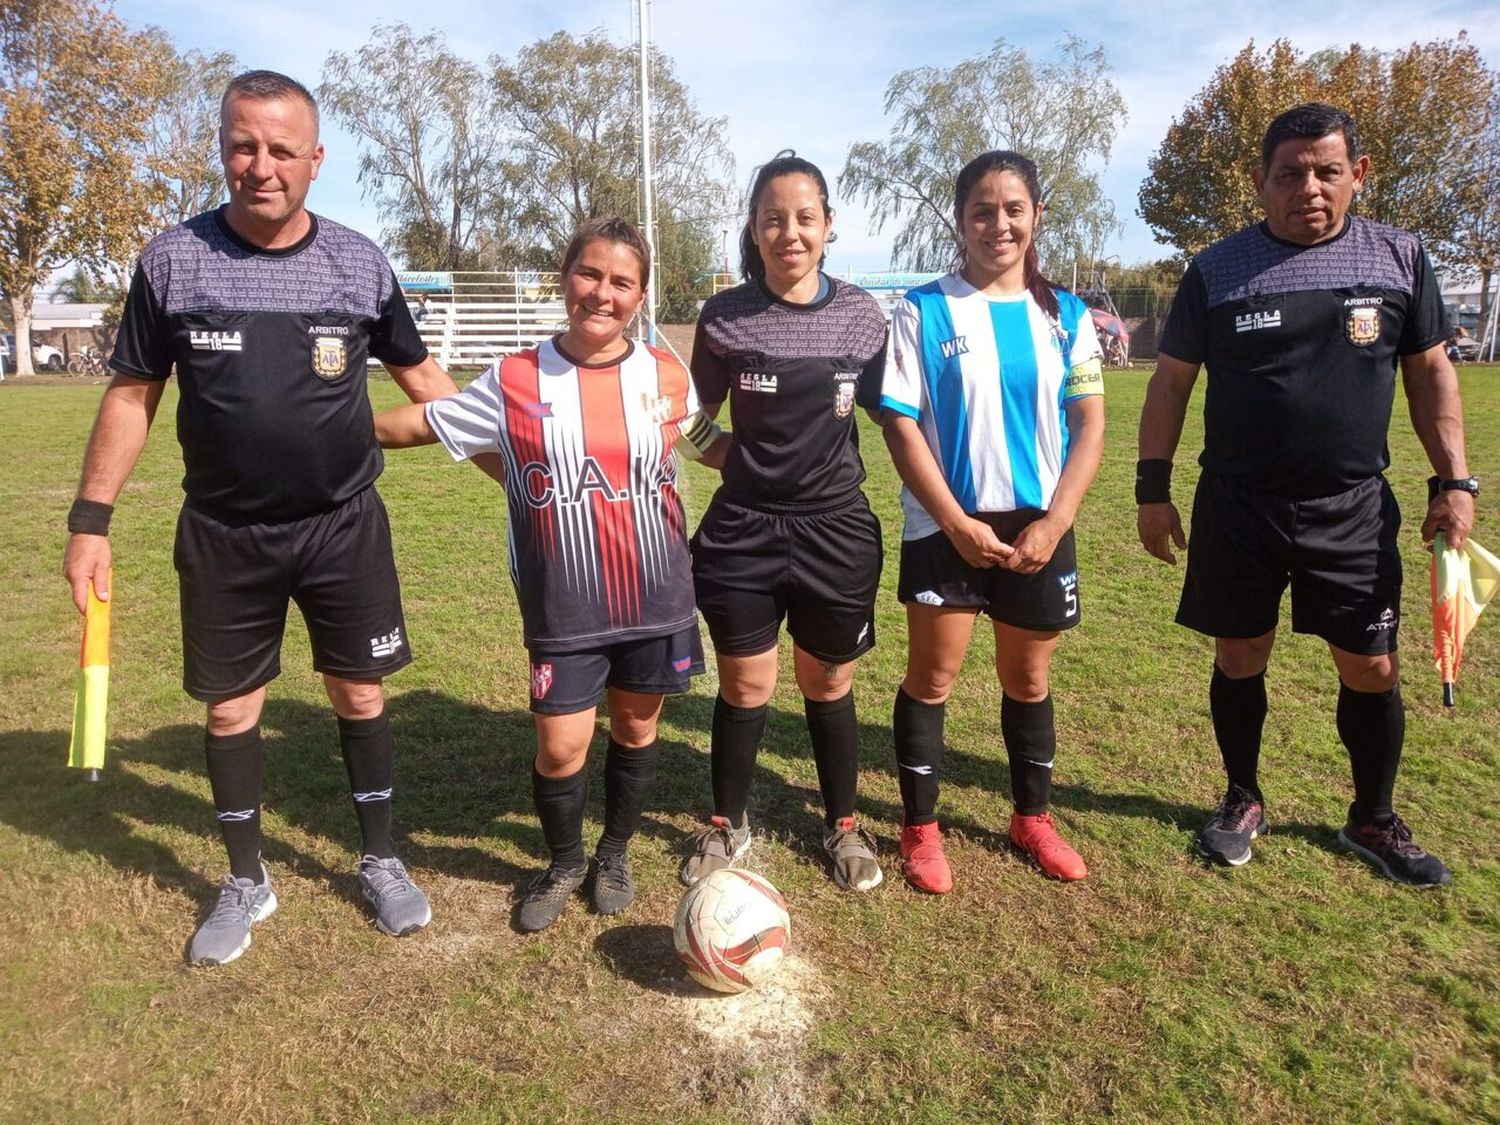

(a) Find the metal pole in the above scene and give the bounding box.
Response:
[637,0,658,343]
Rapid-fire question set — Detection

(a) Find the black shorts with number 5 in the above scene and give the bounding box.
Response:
[897,509,1081,632]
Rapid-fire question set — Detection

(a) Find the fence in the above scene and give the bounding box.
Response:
[408,271,566,368]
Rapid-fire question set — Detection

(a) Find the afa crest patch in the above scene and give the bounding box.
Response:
[1346,306,1380,347]
[834,382,856,418]
[312,336,348,379]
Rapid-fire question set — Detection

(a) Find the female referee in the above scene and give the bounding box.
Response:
[376,217,702,932]
[679,152,889,893]
[881,150,1106,892]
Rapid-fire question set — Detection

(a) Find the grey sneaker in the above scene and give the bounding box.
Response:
[358,855,432,936]
[823,817,884,892]
[591,853,635,915]
[1197,785,1267,866]
[517,863,587,933]
[679,815,752,886]
[189,865,277,966]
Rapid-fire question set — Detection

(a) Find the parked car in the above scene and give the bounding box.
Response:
[1448,334,1482,362]
[1,333,65,371]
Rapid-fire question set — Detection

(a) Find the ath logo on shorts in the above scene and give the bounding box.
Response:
[739,372,778,393]
[1234,310,1282,333]
[370,627,403,658]
[1346,306,1380,347]
[531,661,554,699]
[189,330,243,352]
[1366,607,1398,633]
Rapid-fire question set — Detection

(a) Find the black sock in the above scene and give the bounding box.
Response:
[1338,682,1404,824]
[532,766,588,870]
[805,691,859,827]
[1002,693,1056,816]
[205,727,264,882]
[893,687,944,826]
[339,711,395,859]
[598,738,659,857]
[710,696,765,827]
[1210,665,1267,800]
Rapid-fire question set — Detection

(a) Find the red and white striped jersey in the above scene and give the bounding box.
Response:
[426,337,699,652]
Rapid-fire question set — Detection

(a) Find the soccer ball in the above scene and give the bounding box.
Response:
[673,868,791,993]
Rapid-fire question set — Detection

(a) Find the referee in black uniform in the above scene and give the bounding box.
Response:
[1137,103,1475,887]
[63,71,458,963]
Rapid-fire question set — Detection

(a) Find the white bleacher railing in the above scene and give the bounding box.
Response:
[403,271,567,369]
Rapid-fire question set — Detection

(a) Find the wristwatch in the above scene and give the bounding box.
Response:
[1431,475,1480,497]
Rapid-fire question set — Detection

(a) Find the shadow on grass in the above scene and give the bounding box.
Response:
[592,923,687,995]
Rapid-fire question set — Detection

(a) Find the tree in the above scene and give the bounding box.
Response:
[1451,84,1500,355]
[0,0,167,374]
[839,36,1128,273]
[140,33,236,230]
[491,30,735,319]
[320,24,518,271]
[1141,36,1494,263]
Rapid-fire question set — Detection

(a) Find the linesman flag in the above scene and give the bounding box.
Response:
[68,573,111,779]
[1431,534,1499,707]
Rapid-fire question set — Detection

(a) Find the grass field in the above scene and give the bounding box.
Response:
[1,362,1496,1123]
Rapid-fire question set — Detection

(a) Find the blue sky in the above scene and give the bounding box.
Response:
[119,0,1499,272]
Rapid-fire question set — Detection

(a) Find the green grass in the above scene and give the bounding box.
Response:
[1,365,1497,1123]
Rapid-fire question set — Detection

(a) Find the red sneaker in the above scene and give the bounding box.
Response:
[899,821,953,894]
[1008,812,1088,881]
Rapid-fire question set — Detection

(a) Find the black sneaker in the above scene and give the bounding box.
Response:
[1338,809,1452,888]
[517,863,587,932]
[1197,784,1267,866]
[591,853,635,915]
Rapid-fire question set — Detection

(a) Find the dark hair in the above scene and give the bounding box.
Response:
[953,150,1058,320]
[221,70,319,127]
[738,150,836,282]
[1260,102,1361,168]
[559,216,651,288]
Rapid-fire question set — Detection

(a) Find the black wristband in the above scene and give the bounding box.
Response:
[1135,459,1172,504]
[67,498,113,536]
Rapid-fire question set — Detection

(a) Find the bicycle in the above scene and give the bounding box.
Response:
[66,347,109,377]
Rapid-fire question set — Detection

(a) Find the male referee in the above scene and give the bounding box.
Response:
[63,70,458,962]
[1136,103,1475,886]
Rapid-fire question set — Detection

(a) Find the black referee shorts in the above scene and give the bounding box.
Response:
[691,494,882,663]
[896,509,1081,632]
[174,487,412,702]
[1177,471,1403,655]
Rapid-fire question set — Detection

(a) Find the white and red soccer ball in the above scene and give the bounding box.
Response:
[673,868,791,993]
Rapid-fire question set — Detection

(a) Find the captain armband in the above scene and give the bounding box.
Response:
[675,409,723,461]
[1135,459,1173,505]
[1062,358,1104,399]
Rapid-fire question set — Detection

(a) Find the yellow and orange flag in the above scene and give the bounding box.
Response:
[68,574,111,778]
[1431,535,1499,707]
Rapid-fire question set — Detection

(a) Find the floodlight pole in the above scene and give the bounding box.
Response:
[636,0,658,342]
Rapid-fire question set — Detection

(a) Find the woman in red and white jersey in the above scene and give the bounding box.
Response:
[377,217,701,932]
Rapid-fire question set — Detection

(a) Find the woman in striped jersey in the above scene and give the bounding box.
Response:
[880,150,1107,891]
[376,217,702,932]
